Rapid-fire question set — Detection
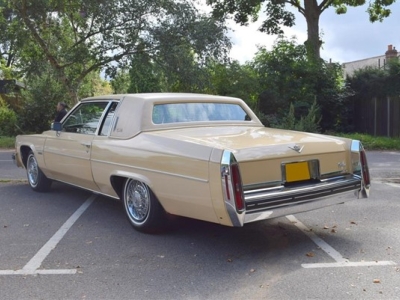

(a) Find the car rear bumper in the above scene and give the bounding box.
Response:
[227,174,369,226]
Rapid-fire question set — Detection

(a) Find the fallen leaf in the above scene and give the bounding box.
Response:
[227,258,233,263]
[331,229,337,233]
[250,269,256,273]
[306,252,315,257]
[350,221,357,225]
[373,279,381,284]
[323,225,329,229]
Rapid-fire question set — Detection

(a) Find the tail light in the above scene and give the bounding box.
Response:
[221,151,245,213]
[231,163,245,211]
[360,147,370,187]
[351,140,371,198]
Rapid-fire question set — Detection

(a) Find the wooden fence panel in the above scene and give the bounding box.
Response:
[353,96,400,138]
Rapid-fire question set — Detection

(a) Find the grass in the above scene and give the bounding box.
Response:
[1,133,400,151]
[0,136,15,149]
[335,133,400,151]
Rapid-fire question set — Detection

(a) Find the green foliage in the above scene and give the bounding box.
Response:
[278,100,321,133]
[252,36,349,132]
[4,0,231,101]
[347,57,400,100]
[0,58,13,78]
[128,47,165,93]
[111,70,131,94]
[208,61,261,104]
[17,69,69,134]
[0,136,15,148]
[335,132,400,150]
[0,104,17,136]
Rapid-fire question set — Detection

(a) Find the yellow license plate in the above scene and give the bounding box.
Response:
[285,162,310,182]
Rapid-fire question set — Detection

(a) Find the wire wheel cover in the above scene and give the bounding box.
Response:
[27,155,39,186]
[125,180,150,223]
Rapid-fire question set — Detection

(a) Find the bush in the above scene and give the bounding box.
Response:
[0,105,17,136]
[277,101,321,133]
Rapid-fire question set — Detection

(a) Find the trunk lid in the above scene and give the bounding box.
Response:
[149,126,351,185]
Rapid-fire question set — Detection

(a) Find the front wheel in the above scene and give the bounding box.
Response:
[26,151,52,192]
[122,179,166,233]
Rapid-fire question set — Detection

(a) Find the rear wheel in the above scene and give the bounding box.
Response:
[26,151,52,192]
[122,179,166,233]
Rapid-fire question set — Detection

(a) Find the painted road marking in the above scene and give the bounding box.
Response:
[386,183,400,188]
[286,215,397,269]
[0,194,96,276]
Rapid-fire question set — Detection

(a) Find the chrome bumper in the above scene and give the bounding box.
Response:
[229,174,368,226]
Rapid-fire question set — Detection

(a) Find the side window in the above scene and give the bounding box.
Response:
[63,102,109,135]
[99,102,119,136]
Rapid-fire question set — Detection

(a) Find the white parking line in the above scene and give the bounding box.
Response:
[0,194,96,276]
[286,215,397,269]
[386,183,400,188]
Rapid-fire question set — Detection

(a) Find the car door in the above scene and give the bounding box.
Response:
[43,101,110,191]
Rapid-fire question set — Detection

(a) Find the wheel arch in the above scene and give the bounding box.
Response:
[110,172,154,200]
[19,145,35,168]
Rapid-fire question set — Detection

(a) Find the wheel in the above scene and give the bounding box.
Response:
[122,179,166,233]
[26,150,52,192]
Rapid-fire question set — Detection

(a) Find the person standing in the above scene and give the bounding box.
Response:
[54,102,68,122]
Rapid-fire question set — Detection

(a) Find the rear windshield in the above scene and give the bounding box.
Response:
[152,102,250,124]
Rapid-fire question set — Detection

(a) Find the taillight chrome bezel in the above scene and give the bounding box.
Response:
[221,150,245,218]
[351,140,370,198]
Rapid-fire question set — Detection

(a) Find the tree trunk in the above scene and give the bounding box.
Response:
[303,0,322,62]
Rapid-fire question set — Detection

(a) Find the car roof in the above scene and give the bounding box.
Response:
[81,93,243,104]
[79,93,263,138]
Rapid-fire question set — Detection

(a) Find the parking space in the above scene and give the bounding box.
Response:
[0,150,400,299]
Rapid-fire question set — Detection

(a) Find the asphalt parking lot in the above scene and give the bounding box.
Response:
[1,150,400,300]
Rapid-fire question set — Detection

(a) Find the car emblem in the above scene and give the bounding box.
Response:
[289,144,304,153]
[338,161,346,170]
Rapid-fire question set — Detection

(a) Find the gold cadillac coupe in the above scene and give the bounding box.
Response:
[14,93,370,233]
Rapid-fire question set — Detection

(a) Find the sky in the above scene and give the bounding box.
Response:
[222,2,400,64]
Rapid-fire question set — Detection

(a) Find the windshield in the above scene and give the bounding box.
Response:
[152,102,251,124]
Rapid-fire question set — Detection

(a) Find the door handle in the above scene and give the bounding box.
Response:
[80,142,91,148]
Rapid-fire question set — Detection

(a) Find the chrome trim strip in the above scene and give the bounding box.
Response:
[239,174,366,225]
[243,181,283,191]
[243,191,355,224]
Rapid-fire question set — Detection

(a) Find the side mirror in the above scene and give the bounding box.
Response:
[51,122,62,131]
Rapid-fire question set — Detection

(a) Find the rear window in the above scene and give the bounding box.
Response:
[152,102,250,124]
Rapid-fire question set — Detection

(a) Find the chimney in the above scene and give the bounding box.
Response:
[385,44,398,60]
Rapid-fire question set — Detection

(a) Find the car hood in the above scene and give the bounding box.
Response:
[148,126,349,162]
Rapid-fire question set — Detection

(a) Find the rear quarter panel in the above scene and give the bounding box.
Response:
[90,133,221,224]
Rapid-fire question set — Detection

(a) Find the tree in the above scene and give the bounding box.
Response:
[207,60,260,105]
[4,0,230,102]
[251,36,350,131]
[207,0,396,62]
[0,0,26,69]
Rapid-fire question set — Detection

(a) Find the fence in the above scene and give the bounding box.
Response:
[353,96,400,138]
